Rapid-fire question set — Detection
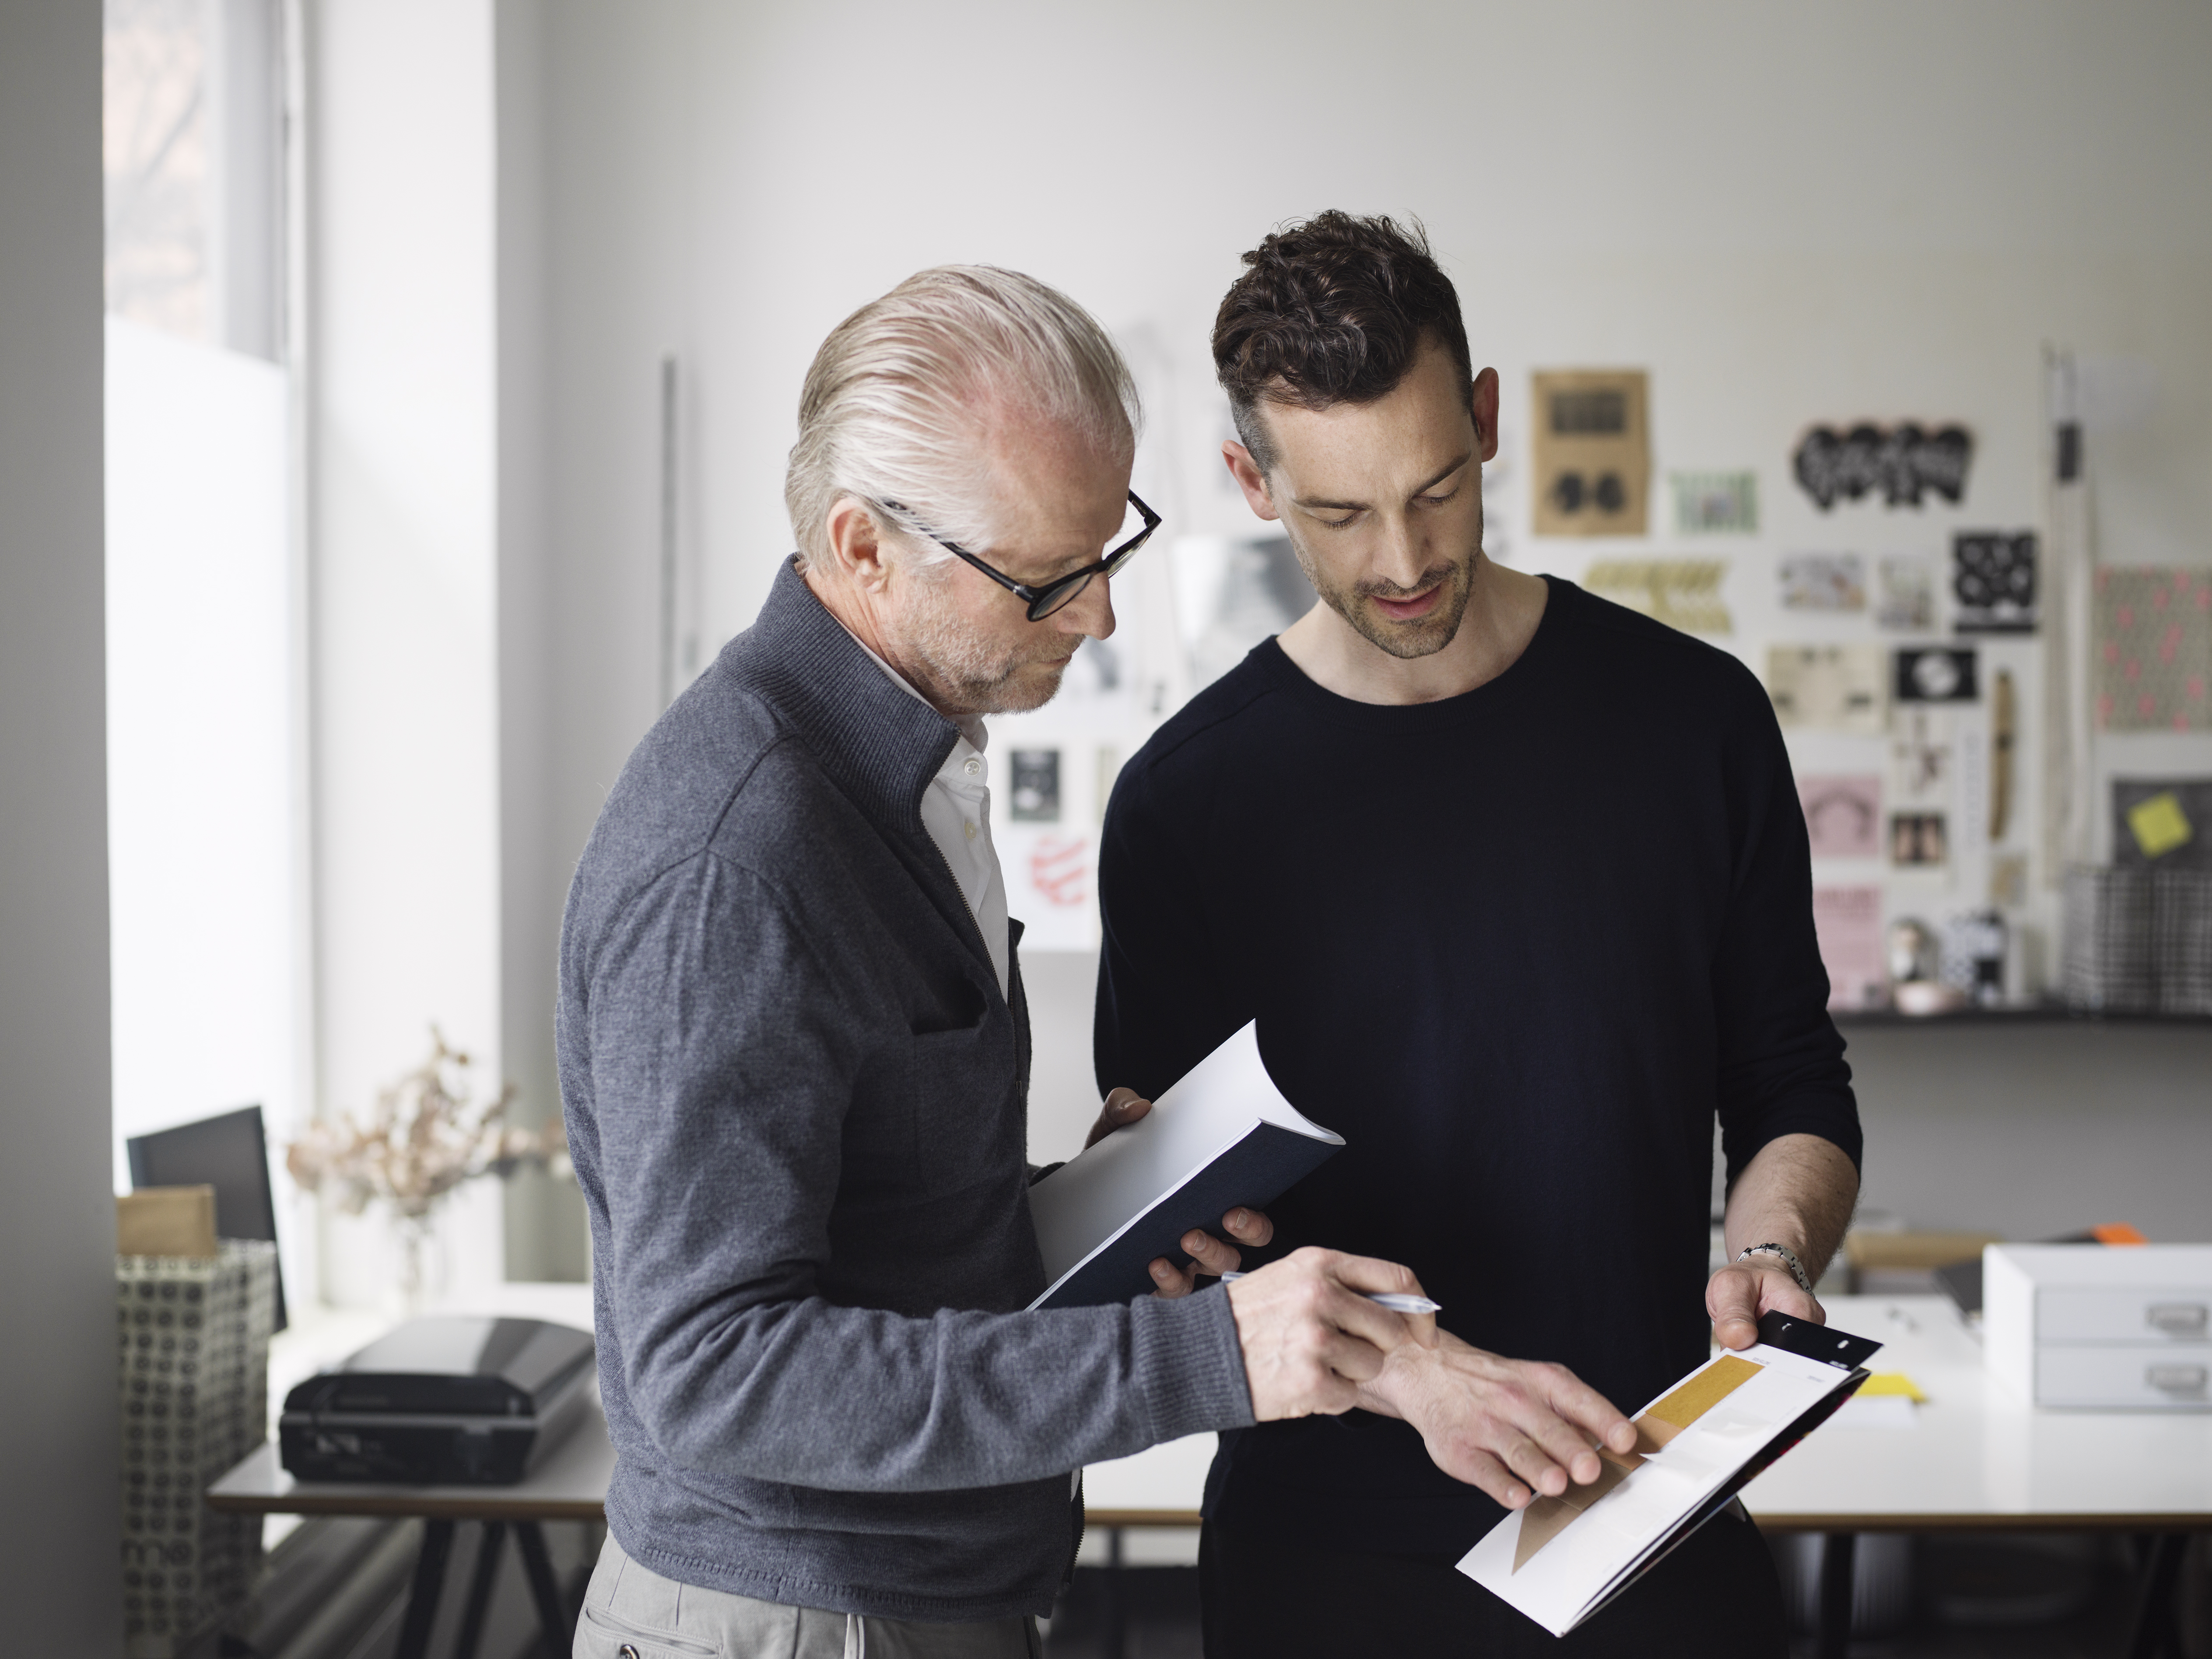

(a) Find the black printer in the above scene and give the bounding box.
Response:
[280,1316,595,1484]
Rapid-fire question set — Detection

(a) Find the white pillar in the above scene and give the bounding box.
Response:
[0,1,122,1640]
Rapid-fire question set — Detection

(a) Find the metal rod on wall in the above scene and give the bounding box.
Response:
[658,352,679,708]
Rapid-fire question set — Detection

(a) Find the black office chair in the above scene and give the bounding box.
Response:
[127,1104,288,1332]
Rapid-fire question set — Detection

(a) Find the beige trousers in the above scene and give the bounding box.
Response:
[574,1533,1044,1659]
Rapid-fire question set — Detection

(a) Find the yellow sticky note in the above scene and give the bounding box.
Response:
[1859,1372,1927,1402]
[2128,792,2194,859]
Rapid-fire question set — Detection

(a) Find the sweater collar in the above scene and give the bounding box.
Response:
[730,557,961,836]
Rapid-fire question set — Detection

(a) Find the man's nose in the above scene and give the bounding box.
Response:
[1056,573,1117,642]
[1372,512,1428,587]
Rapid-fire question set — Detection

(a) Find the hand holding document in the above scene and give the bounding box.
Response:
[1458,1312,1881,1637]
[1027,1022,1344,1310]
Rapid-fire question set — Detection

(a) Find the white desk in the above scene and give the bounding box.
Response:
[1079,1297,2212,1656]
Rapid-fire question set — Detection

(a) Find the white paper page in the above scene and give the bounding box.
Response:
[1458,1344,1845,1637]
[1027,1022,1338,1284]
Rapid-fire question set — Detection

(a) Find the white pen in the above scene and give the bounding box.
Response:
[1217,1271,1442,1316]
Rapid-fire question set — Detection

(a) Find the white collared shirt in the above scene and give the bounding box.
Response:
[843,636,1011,1001]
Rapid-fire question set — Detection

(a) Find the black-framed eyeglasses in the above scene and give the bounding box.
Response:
[877,490,1161,621]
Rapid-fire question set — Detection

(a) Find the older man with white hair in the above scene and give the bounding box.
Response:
[559,267,1434,1659]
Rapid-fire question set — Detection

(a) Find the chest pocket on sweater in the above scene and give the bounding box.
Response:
[908,1017,1016,1197]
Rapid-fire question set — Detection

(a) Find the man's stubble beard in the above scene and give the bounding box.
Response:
[891,559,1072,717]
[1291,492,1486,662]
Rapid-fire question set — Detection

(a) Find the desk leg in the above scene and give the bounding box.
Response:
[453,1520,508,1659]
[394,1518,456,1659]
[1815,1532,1856,1659]
[1100,1526,1125,1659]
[2125,1533,2186,1659]
[516,1519,572,1659]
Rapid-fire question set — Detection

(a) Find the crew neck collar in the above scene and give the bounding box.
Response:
[1253,574,1570,726]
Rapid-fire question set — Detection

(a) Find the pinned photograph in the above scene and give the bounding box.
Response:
[1670,472,1758,535]
[1874,556,1935,631]
[1890,812,1949,868]
[1766,645,1887,736]
[1895,646,1977,703]
[1952,532,2037,634]
[1583,560,1731,635]
[1780,553,1866,613]
[1800,776,1882,859]
[1009,749,1061,822]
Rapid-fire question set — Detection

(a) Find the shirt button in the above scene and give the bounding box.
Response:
[964,821,977,840]
[964,758,982,777]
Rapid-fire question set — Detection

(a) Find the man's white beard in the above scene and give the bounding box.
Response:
[892,562,1068,716]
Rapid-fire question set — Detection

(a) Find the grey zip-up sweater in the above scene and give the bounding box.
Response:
[558,559,1253,1622]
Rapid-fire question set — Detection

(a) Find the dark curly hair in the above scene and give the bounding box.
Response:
[1212,211,1473,473]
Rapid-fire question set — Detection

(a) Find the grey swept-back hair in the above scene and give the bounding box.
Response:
[785,265,1141,570]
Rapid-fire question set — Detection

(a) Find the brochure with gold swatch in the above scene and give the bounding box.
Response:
[1458,1312,1880,1637]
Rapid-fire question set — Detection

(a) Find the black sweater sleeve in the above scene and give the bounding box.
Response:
[1710,671,1862,1183]
[1094,741,1245,1105]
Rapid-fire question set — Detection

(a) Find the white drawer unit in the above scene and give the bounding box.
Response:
[1985,1243,2212,1410]
[2038,1344,2212,1408]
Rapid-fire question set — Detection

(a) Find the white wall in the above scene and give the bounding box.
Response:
[309,0,508,1302]
[524,2,2212,1229]
[0,0,123,1639]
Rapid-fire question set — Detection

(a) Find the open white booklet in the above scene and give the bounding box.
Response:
[1459,1312,1880,1637]
[1025,1022,1343,1310]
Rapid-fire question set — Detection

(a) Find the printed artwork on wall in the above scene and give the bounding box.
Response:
[1767,645,1887,735]
[1889,709,1956,810]
[1874,556,1935,631]
[1009,749,1061,821]
[1671,472,1758,535]
[1894,647,1978,704]
[1812,885,1887,1010]
[2095,568,2212,731]
[1792,424,1973,511]
[1800,776,1882,859]
[1952,532,2037,634]
[1779,553,1865,612]
[1532,370,1649,537]
[1890,812,1949,868]
[1583,559,1731,635]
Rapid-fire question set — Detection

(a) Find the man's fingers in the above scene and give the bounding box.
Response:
[1149,1256,1195,1298]
[1220,1207,1274,1247]
[1535,1368,1636,1455]
[1180,1229,1243,1277]
[1454,1449,1534,1510]
[1086,1088,1152,1149]
[1708,1265,1764,1349]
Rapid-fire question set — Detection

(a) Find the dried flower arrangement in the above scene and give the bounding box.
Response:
[287,1027,569,1303]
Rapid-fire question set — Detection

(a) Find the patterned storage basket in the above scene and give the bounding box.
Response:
[2153,869,2212,1016]
[117,1240,277,1659]
[2061,865,2156,1012]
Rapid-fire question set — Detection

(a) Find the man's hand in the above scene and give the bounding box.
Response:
[1707,1255,1823,1351]
[1358,1331,1637,1510]
[1223,1247,1439,1421]
[1087,1087,1275,1296]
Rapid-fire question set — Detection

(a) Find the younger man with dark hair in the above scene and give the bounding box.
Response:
[1095,213,1861,1655]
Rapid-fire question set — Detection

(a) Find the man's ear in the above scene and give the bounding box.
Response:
[822,496,895,593]
[1471,367,1501,465]
[1221,442,1280,523]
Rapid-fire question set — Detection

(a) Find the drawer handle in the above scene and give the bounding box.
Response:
[2146,1302,2208,1337]
[2146,1364,2208,1394]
